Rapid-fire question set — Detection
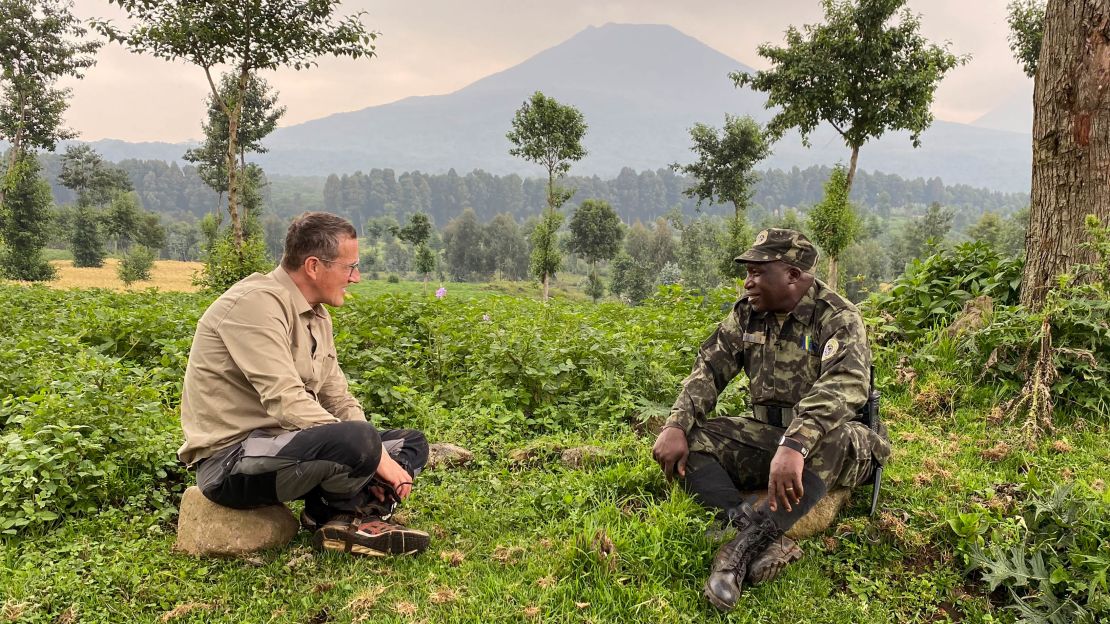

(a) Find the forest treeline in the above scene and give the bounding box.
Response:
[37,154,1027,231]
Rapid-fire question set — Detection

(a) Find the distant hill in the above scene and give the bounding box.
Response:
[971,82,1034,134]
[72,23,1033,193]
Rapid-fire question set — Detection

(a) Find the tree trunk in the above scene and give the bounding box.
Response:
[1021,0,1110,308]
[224,70,249,250]
[827,255,840,291]
[845,145,860,193]
[543,274,550,301]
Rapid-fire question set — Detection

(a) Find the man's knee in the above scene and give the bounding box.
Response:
[382,428,429,475]
[318,420,383,477]
[807,425,872,488]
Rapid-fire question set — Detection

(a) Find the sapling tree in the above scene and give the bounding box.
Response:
[507,91,587,301]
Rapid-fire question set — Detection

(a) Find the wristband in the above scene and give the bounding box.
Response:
[778,435,809,459]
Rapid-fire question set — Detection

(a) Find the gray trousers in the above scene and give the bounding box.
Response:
[196,420,428,521]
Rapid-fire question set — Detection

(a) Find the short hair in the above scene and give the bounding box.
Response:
[281,212,357,271]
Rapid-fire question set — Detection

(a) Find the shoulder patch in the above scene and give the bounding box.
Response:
[821,338,840,361]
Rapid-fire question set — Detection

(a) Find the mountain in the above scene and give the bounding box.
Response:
[80,23,1034,192]
[971,82,1034,134]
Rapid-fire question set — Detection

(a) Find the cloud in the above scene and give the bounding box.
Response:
[65,0,1029,142]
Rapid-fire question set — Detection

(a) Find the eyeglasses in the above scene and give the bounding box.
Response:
[318,258,360,279]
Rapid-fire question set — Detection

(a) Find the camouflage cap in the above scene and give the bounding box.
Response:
[736,228,819,272]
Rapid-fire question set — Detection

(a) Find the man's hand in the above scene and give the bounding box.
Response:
[768,443,805,512]
[373,451,413,502]
[652,426,690,479]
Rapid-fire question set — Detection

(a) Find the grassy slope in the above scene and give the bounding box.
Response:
[1,284,1106,624]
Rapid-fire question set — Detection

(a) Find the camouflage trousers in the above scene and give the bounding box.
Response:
[681,416,882,514]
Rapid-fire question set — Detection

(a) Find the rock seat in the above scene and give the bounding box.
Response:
[740,487,852,539]
[175,486,298,557]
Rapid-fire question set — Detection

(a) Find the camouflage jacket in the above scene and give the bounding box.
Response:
[665,280,875,453]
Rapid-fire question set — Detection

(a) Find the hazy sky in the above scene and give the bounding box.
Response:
[62,0,1031,143]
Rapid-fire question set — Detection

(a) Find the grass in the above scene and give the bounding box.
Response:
[9,409,1102,623]
[1,286,1107,623]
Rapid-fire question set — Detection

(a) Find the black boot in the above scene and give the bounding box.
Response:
[703,502,783,611]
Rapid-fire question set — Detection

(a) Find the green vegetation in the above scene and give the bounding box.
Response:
[2,235,1107,620]
[118,245,156,285]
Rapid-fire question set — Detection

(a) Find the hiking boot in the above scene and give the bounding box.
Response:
[746,535,803,585]
[311,514,430,557]
[704,503,783,612]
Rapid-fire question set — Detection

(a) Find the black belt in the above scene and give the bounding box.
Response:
[753,404,793,427]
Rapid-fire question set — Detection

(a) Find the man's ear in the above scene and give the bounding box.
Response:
[786,266,803,284]
[303,256,322,280]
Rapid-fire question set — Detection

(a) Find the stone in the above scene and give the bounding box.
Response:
[426,442,473,469]
[174,486,298,557]
[741,487,853,539]
[560,446,609,468]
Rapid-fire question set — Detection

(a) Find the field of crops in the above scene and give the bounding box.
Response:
[3,259,204,292]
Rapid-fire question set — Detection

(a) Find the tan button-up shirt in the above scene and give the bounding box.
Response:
[178,267,365,466]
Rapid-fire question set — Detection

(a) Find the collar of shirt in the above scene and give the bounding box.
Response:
[788,283,818,326]
[270,266,326,320]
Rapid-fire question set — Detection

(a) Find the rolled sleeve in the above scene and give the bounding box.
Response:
[217,291,339,431]
[785,311,870,451]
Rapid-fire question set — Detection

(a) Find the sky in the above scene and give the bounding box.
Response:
[61,0,1032,143]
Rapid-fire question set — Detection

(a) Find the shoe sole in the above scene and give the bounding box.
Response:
[747,541,804,585]
[312,525,430,557]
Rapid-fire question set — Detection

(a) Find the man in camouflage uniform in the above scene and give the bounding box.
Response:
[652,228,890,611]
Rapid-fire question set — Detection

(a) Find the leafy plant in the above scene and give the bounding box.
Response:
[866,241,1023,345]
[951,483,1110,623]
[118,244,156,285]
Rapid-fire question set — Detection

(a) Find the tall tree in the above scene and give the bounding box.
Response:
[0,154,55,280]
[807,165,859,290]
[673,115,772,221]
[673,115,769,286]
[506,91,587,301]
[568,199,623,301]
[182,71,286,218]
[59,145,133,266]
[1019,0,1109,307]
[732,0,966,190]
[0,0,99,215]
[99,0,376,250]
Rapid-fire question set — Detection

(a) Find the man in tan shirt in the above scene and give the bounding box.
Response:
[180,212,429,557]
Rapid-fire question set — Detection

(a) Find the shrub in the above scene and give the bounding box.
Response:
[949,483,1110,623]
[192,233,273,293]
[865,241,1022,345]
[387,273,400,283]
[117,244,156,285]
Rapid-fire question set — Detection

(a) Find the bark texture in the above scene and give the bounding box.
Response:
[1022,0,1110,307]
